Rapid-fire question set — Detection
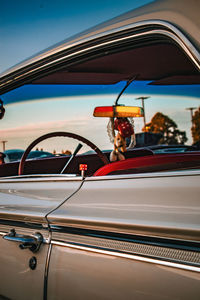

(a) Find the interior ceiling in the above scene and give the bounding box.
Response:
[32,43,200,85]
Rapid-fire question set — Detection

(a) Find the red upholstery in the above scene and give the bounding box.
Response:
[93,152,200,176]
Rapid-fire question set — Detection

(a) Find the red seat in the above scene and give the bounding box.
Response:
[93,152,200,176]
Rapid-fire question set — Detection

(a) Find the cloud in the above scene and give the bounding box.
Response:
[0,117,90,138]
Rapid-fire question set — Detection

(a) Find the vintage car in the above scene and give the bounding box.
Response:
[0,0,200,299]
[3,149,57,163]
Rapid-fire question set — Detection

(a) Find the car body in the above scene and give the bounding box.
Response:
[0,0,200,299]
[3,149,56,163]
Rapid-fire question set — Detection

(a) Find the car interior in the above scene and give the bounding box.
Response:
[0,36,200,178]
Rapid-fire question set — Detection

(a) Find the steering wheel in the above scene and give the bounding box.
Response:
[18,131,109,175]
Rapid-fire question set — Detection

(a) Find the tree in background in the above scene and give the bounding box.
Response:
[62,149,72,155]
[144,112,187,145]
[191,107,200,144]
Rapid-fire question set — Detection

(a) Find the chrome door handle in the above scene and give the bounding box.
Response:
[3,229,43,253]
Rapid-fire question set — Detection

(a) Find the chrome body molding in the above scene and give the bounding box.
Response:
[85,169,200,181]
[0,218,47,230]
[0,174,82,182]
[1,170,200,183]
[0,170,199,184]
[51,240,200,273]
[50,226,200,271]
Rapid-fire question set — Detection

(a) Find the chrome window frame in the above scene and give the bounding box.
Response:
[0,20,200,94]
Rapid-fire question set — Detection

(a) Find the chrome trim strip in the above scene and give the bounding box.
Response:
[1,20,199,78]
[48,19,200,65]
[1,20,200,92]
[1,170,199,183]
[86,169,200,182]
[38,28,199,71]
[50,225,200,248]
[6,29,200,83]
[51,230,200,266]
[52,240,200,273]
[0,174,82,182]
[0,219,47,230]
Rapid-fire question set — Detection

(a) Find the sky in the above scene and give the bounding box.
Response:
[0,0,152,73]
[0,0,199,153]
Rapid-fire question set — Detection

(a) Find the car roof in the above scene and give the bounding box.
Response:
[0,0,199,79]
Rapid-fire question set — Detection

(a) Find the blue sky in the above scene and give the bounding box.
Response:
[0,0,152,73]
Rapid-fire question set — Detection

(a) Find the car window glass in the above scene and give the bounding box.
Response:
[1,81,199,158]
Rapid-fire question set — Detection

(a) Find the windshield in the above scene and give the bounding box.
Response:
[1,80,200,156]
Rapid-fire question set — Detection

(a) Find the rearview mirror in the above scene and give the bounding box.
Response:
[93,106,144,118]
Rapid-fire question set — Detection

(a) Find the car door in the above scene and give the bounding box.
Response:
[0,175,83,300]
[47,170,200,300]
[0,1,200,299]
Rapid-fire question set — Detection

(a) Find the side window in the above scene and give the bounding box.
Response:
[0,39,200,175]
